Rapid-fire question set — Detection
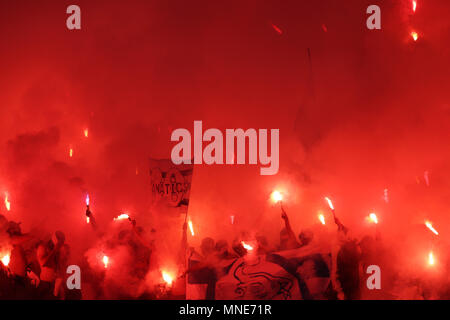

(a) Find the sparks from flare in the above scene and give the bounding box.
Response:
[114,213,130,221]
[162,271,174,286]
[188,220,195,236]
[425,221,439,236]
[318,214,326,225]
[271,190,283,203]
[369,213,378,224]
[324,197,334,210]
[102,255,109,269]
[4,192,10,211]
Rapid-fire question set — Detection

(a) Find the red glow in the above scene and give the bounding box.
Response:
[324,197,334,210]
[271,190,283,203]
[102,255,109,269]
[4,192,10,211]
[188,220,195,236]
[114,213,130,221]
[425,221,439,236]
[241,241,254,251]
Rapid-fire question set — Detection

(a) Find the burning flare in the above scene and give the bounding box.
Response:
[4,193,10,211]
[318,214,326,225]
[162,271,174,286]
[271,190,283,203]
[241,241,254,251]
[412,0,417,12]
[102,255,109,269]
[324,197,334,210]
[1,253,10,267]
[428,251,435,265]
[85,194,90,206]
[425,221,439,236]
[369,213,378,224]
[86,217,90,224]
[84,128,89,138]
[69,148,73,158]
[411,31,419,41]
[188,220,195,236]
[114,213,130,221]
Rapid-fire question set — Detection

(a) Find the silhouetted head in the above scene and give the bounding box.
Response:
[201,237,215,256]
[298,229,313,246]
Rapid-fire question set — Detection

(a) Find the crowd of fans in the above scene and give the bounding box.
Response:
[0,203,449,300]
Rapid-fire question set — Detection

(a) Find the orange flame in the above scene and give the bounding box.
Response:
[86,216,90,224]
[271,190,283,203]
[369,213,378,224]
[318,214,326,225]
[162,270,174,286]
[324,197,334,210]
[102,255,109,269]
[241,241,254,251]
[188,220,195,236]
[84,128,89,138]
[425,221,439,236]
[411,31,419,41]
[1,253,10,267]
[114,213,130,221]
[69,148,73,158]
[4,193,10,211]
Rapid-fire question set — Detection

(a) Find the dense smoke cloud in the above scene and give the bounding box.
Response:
[0,0,449,297]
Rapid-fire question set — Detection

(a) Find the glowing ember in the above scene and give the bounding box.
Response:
[324,197,334,210]
[425,221,439,236]
[188,220,195,236]
[241,241,254,251]
[162,271,174,286]
[428,251,435,265]
[271,23,282,35]
[84,128,89,138]
[4,193,10,211]
[424,171,430,186]
[1,254,10,267]
[271,190,283,203]
[114,213,130,221]
[318,214,326,225]
[69,148,73,157]
[369,213,378,224]
[412,0,417,12]
[411,31,419,41]
[102,255,109,269]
